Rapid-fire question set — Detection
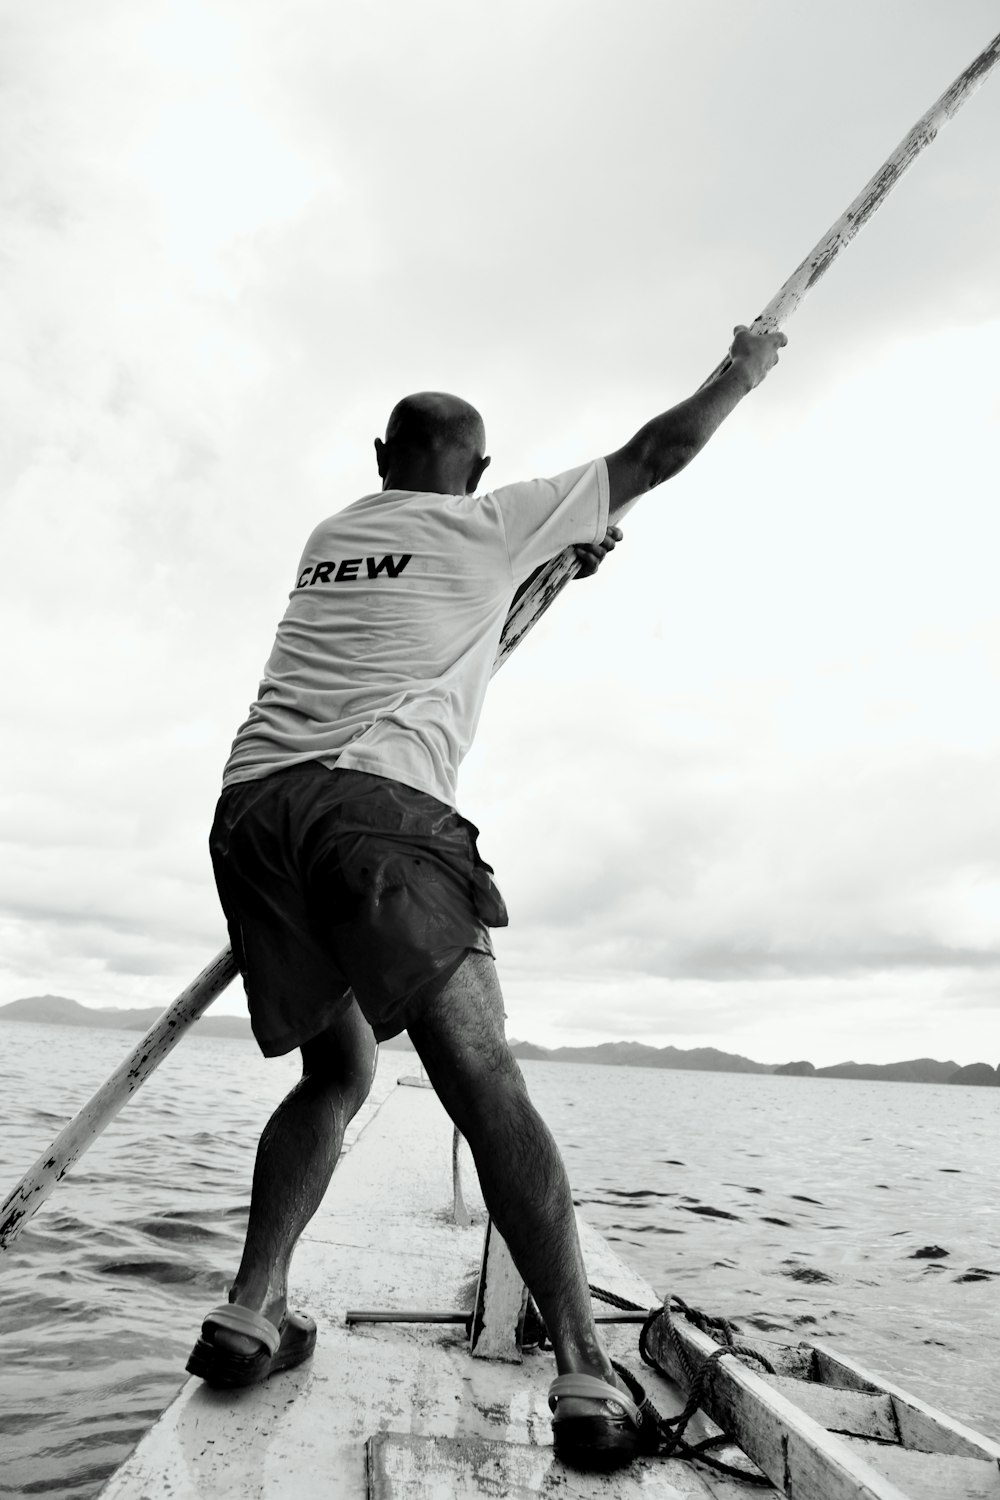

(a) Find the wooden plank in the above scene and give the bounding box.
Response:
[841,1439,1000,1500]
[811,1346,882,1394]
[741,1341,817,1381]
[813,1344,1000,1462]
[766,1377,898,1442]
[647,1315,912,1500]
[367,1430,724,1498]
[469,1217,529,1362]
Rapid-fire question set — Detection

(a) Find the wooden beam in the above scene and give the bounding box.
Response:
[765,1377,899,1443]
[646,1314,913,1500]
[837,1441,1000,1500]
[812,1342,1000,1462]
[469,1217,529,1363]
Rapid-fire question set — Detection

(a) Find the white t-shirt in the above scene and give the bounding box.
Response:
[222,458,610,807]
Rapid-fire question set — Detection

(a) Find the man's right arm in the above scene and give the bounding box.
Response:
[604,327,787,518]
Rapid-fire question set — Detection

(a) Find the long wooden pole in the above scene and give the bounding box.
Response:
[3,30,998,1254]
[494,29,1000,670]
[0,947,237,1249]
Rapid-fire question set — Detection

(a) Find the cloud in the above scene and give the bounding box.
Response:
[481,721,1000,977]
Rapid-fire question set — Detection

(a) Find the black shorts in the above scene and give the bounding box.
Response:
[209,762,508,1056]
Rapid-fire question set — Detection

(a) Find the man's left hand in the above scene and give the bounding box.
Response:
[573,525,622,579]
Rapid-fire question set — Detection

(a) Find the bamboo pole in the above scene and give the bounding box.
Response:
[494,29,1000,670]
[4,30,998,1254]
[0,946,238,1249]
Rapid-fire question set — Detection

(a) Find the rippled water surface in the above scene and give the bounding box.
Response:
[1,1022,998,1497]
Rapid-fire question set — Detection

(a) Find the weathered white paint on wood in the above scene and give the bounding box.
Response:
[469,1218,529,1362]
[812,1343,1000,1461]
[0,945,238,1250]
[765,1377,898,1442]
[725,1338,817,1381]
[100,1084,760,1499]
[648,1316,913,1500]
[649,1314,1000,1499]
[811,1345,881,1394]
[366,1431,719,1498]
[841,1440,1000,1500]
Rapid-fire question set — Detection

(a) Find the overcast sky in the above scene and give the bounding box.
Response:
[3,1,999,1067]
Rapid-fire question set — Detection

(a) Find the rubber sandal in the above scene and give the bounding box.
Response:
[185,1303,317,1389]
[548,1363,658,1470]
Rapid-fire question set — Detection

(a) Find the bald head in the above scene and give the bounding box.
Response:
[375,391,490,495]
[385,391,486,456]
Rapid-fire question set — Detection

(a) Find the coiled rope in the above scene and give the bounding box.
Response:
[588,1284,774,1484]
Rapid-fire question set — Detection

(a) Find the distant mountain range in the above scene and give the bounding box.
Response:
[0,992,253,1038]
[506,1039,998,1087]
[1,994,997,1086]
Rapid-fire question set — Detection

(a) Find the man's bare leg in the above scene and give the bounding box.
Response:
[210,999,377,1358]
[406,951,615,1390]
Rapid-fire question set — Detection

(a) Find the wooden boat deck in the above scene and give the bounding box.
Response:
[99,1080,769,1498]
[100,1080,1000,1498]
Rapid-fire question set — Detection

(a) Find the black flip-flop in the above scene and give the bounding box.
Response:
[186,1304,317,1389]
[548,1363,659,1470]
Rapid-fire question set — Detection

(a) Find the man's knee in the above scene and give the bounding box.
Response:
[407,950,526,1108]
[300,1000,377,1108]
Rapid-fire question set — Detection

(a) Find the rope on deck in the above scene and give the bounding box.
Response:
[587,1284,774,1484]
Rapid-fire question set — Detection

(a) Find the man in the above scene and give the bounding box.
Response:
[187,325,785,1469]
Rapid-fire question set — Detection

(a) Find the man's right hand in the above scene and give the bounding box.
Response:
[728,325,787,390]
[604,323,789,515]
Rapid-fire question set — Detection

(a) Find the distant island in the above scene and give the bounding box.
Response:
[2,994,997,1087]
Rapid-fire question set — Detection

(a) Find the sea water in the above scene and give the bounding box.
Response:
[0,1021,997,1498]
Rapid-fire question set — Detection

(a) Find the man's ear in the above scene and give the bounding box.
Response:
[466,454,490,494]
[374,437,388,479]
